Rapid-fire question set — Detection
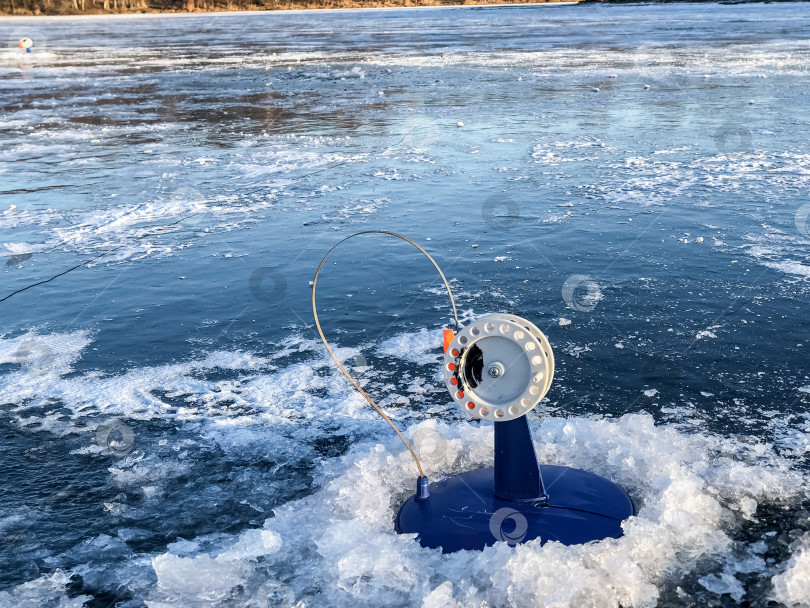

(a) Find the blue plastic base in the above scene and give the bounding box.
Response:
[395,466,635,553]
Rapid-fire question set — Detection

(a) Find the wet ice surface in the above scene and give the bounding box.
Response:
[1,2,810,607]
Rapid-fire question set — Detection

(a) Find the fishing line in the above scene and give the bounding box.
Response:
[0,210,203,303]
[312,230,459,478]
[1,120,434,304]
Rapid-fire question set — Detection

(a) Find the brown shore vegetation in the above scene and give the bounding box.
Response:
[0,0,577,17]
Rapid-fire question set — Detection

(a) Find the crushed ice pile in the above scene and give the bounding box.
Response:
[1,328,809,607]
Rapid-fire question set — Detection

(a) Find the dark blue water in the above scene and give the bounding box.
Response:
[1,3,810,607]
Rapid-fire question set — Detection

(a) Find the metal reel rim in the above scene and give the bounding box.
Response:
[443,313,554,421]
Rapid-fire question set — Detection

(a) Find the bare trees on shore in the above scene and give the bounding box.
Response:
[0,0,179,14]
[0,0,553,16]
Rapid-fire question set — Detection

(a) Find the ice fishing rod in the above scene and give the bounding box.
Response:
[311,230,460,479]
[313,233,636,553]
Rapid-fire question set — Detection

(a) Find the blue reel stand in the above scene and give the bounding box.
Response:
[396,314,635,553]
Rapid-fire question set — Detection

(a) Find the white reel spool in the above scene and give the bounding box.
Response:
[444,314,554,421]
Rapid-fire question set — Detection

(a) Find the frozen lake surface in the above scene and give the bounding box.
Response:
[1,2,810,606]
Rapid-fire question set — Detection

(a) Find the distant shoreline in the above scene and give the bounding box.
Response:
[0,0,577,18]
[1,0,804,18]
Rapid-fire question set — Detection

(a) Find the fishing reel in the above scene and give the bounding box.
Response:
[396,313,635,553]
[311,231,634,554]
[442,313,554,422]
